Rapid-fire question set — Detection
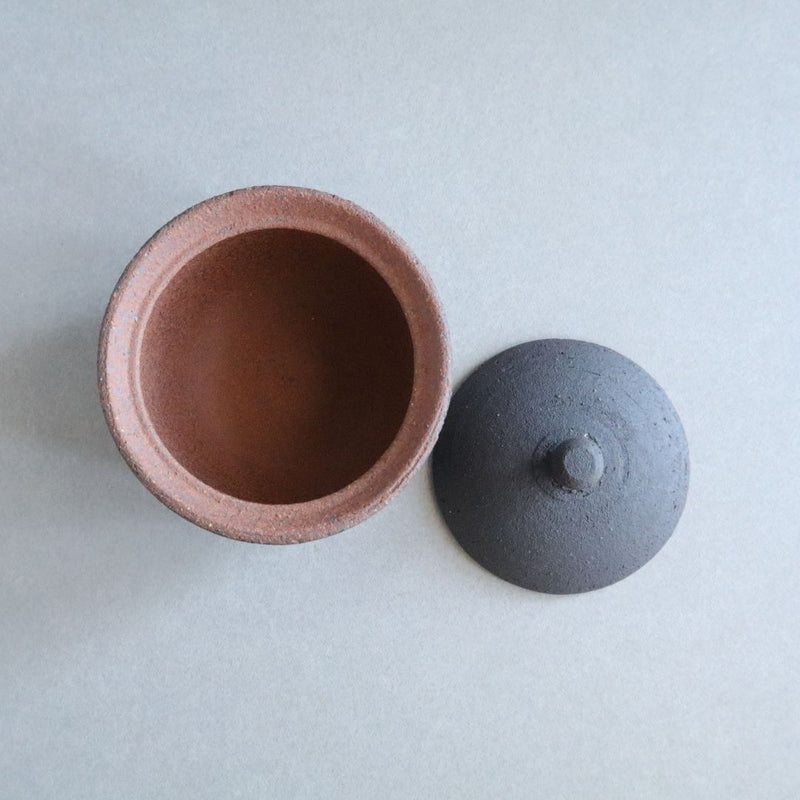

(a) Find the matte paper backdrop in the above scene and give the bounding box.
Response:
[1,2,798,798]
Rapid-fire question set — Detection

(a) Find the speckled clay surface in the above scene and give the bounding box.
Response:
[432,339,689,594]
[99,186,450,544]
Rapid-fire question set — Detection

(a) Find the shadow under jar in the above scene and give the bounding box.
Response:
[99,187,450,543]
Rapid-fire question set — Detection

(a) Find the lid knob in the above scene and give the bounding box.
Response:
[548,435,604,492]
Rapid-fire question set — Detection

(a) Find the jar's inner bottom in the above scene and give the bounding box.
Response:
[139,228,414,504]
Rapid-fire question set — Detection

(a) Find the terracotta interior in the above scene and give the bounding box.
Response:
[140,228,415,505]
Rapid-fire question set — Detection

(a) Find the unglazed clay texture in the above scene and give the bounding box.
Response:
[99,187,450,543]
[140,228,414,504]
[432,339,689,594]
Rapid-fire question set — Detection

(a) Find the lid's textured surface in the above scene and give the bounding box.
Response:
[432,339,689,594]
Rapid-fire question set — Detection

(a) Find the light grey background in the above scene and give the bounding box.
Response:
[1,2,798,798]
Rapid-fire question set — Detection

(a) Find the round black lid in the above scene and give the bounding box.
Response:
[432,339,689,594]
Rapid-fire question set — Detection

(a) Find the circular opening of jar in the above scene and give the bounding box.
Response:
[139,228,415,505]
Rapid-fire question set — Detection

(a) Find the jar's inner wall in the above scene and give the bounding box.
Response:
[140,228,414,504]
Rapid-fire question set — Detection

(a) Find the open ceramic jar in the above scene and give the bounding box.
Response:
[99,186,450,543]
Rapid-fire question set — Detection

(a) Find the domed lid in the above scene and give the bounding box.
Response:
[432,339,689,594]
